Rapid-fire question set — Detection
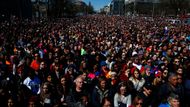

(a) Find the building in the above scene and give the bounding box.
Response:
[125,0,159,4]
[125,0,160,16]
[111,0,125,15]
[100,5,111,15]
[31,0,49,18]
[111,0,158,15]
[0,0,32,19]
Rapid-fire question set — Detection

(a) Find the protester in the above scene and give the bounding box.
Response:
[92,76,110,107]
[130,96,143,107]
[0,15,189,107]
[40,82,56,107]
[114,82,132,107]
[158,72,183,105]
[129,68,145,92]
[101,97,112,107]
[66,75,88,107]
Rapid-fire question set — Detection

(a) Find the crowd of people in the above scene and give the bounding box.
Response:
[0,15,190,107]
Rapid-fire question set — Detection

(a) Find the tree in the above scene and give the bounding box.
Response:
[49,0,95,17]
[51,0,67,17]
[87,1,94,14]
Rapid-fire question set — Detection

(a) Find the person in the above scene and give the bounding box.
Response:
[114,82,132,107]
[40,82,56,107]
[143,66,152,84]
[137,82,153,107]
[64,66,76,88]
[176,71,185,107]
[130,96,143,107]
[185,70,190,107]
[30,53,40,72]
[158,93,180,107]
[56,76,70,106]
[80,71,90,90]
[0,14,190,107]
[101,97,112,107]
[92,76,110,107]
[158,72,181,105]
[150,70,163,107]
[167,93,180,107]
[129,68,145,92]
[37,61,49,83]
[7,96,16,107]
[77,95,89,107]
[27,96,42,107]
[162,69,169,83]
[23,68,41,95]
[66,75,88,107]
[120,68,130,82]
[50,64,64,85]
[170,58,180,73]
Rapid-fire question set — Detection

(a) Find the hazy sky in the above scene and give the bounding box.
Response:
[83,0,112,11]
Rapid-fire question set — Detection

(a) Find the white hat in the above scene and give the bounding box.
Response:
[132,51,137,56]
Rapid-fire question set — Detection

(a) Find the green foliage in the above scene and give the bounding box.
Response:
[87,2,95,14]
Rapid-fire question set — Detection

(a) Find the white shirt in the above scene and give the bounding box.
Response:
[114,93,132,107]
[129,77,145,91]
[23,77,41,94]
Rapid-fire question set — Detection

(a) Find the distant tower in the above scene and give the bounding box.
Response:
[88,1,91,7]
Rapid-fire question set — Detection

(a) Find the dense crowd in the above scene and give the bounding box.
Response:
[0,15,190,107]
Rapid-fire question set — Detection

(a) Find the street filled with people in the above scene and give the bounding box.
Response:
[0,15,190,107]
